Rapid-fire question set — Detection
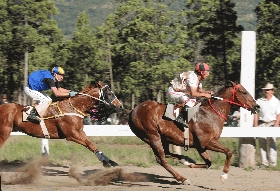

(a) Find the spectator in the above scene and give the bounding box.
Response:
[232,109,240,127]
[1,94,8,104]
[253,83,280,167]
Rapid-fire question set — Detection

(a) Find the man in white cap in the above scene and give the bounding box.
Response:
[253,83,280,167]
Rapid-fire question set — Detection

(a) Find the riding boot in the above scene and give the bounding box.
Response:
[175,113,188,127]
[27,107,41,123]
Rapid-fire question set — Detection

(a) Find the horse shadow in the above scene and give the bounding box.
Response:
[82,169,215,190]
[83,169,179,185]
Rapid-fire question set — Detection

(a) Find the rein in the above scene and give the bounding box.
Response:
[41,85,120,120]
[207,84,249,121]
[67,85,120,117]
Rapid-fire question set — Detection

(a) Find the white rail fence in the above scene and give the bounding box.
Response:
[10,125,280,137]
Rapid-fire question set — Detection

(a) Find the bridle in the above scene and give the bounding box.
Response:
[99,85,122,106]
[208,84,251,121]
[68,84,122,116]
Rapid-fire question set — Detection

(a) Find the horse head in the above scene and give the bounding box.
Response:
[75,81,123,123]
[78,81,122,108]
[95,81,123,108]
[222,81,259,114]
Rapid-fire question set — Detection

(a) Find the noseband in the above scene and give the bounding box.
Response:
[208,84,250,121]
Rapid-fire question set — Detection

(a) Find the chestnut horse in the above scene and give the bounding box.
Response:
[128,81,259,184]
[0,81,122,167]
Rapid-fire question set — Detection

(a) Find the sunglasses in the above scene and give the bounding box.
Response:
[264,89,273,91]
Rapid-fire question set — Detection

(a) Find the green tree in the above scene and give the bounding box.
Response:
[107,0,191,108]
[64,11,110,90]
[185,0,243,86]
[0,0,13,95]
[255,0,280,98]
[1,0,63,102]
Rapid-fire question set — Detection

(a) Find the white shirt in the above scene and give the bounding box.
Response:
[170,71,201,92]
[256,95,280,123]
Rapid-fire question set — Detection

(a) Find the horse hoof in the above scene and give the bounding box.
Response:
[182,179,191,185]
[220,173,228,182]
[102,161,111,168]
[109,159,119,167]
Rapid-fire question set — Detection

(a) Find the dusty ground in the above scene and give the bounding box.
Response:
[1,159,280,191]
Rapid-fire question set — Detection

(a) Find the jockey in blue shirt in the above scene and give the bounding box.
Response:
[24,67,77,123]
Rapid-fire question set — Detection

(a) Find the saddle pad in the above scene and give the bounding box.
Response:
[187,102,201,122]
[164,104,176,120]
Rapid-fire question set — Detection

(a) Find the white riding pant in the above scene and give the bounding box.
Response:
[167,86,196,156]
[259,137,277,166]
[167,86,196,107]
[24,85,52,116]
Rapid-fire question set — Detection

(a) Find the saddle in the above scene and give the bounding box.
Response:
[164,102,201,151]
[164,102,201,123]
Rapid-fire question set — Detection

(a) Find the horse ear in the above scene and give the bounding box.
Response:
[90,79,101,87]
[95,81,104,88]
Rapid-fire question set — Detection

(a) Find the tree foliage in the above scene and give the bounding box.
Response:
[106,0,191,105]
[0,0,62,100]
[0,0,277,108]
[255,0,280,98]
[185,0,243,87]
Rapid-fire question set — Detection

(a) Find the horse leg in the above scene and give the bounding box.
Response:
[148,133,191,185]
[206,139,232,181]
[161,135,198,168]
[186,149,211,169]
[66,130,118,167]
[162,139,181,159]
[0,126,12,148]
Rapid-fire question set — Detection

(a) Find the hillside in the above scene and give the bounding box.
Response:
[53,0,261,37]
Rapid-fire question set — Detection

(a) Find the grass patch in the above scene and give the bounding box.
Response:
[0,136,279,171]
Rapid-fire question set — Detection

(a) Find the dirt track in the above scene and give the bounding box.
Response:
[1,159,280,191]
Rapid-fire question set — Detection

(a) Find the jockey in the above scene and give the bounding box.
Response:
[167,62,212,126]
[24,67,78,123]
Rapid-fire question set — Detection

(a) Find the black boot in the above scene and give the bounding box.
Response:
[175,114,188,127]
[27,108,41,123]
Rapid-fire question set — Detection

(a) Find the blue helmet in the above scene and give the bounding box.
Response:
[52,67,65,75]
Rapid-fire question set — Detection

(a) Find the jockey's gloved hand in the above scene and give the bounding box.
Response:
[69,91,78,97]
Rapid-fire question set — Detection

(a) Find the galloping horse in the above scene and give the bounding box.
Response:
[0,81,122,167]
[129,81,259,184]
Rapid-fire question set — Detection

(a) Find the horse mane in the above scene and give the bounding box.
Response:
[80,81,101,94]
[80,85,94,94]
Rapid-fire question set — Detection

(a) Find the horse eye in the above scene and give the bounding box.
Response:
[240,91,247,95]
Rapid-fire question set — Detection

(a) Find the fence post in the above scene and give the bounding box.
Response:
[238,31,256,168]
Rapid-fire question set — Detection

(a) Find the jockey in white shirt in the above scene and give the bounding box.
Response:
[167,62,212,125]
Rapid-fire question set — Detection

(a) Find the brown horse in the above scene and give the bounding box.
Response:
[128,81,259,184]
[0,81,122,167]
